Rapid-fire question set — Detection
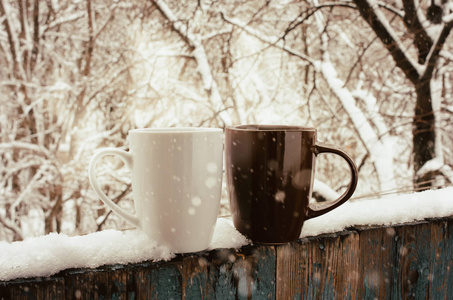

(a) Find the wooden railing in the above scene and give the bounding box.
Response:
[1,217,453,299]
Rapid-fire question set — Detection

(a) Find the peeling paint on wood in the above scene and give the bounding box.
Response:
[1,218,453,299]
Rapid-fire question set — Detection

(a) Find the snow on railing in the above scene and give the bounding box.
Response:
[1,187,452,282]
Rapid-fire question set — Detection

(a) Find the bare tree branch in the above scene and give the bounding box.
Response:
[0,0,20,77]
[152,0,232,125]
[402,0,433,60]
[353,0,421,84]
[421,23,453,81]
[30,0,39,73]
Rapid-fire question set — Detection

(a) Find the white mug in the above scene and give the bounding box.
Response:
[88,128,224,253]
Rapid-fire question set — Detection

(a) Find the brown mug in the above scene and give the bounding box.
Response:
[225,125,358,244]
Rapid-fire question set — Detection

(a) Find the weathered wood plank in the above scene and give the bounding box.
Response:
[0,277,65,300]
[211,249,239,299]
[2,218,453,299]
[358,225,397,299]
[427,219,453,299]
[64,267,138,299]
[277,231,362,299]
[338,231,361,299]
[276,241,306,299]
[393,222,432,299]
[245,245,276,299]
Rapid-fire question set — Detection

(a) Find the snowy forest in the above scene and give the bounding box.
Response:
[0,0,452,242]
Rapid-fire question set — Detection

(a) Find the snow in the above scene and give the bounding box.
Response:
[310,4,397,193]
[417,156,444,177]
[313,179,340,201]
[208,218,249,250]
[19,208,45,239]
[444,13,453,24]
[0,217,248,281]
[417,159,453,184]
[1,187,453,281]
[302,187,453,237]
[316,54,396,193]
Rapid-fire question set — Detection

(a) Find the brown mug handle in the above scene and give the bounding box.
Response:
[306,142,358,219]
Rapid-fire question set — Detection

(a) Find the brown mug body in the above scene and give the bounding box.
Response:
[225,125,358,244]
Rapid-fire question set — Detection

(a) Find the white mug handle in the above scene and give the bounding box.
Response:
[88,148,140,228]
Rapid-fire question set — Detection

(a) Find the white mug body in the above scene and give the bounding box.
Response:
[89,128,223,253]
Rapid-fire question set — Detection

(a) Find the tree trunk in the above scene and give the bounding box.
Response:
[352,0,453,190]
[413,79,436,188]
[45,184,63,234]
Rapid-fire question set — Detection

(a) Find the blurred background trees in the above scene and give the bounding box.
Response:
[1,0,452,241]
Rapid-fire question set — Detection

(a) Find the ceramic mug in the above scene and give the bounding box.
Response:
[88,128,223,253]
[225,125,358,244]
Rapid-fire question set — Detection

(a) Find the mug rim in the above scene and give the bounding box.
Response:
[129,127,222,133]
[226,125,316,132]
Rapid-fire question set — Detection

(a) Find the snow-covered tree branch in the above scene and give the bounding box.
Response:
[152,0,232,125]
[0,0,452,242]
[353,0,453,188]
